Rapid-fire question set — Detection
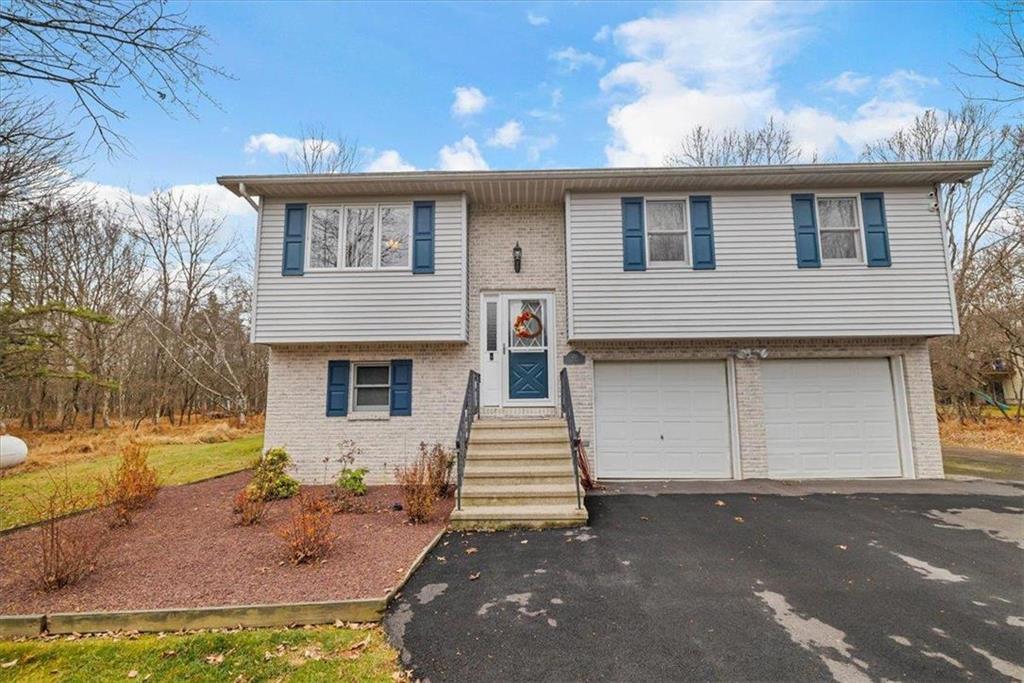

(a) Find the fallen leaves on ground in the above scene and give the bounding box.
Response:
[468,572,481,581]
[733,516,745,523]
[204,653,225,665]
[714,500,727,507]
[1,660,18,669]
[127,670,138,679]
[340,636,372,660]
[465,547,478,554]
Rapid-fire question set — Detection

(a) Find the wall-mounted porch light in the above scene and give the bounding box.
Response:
[513,242,523,273]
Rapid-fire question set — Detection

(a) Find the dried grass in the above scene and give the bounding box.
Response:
[939,416,1024,454]
[3,415,264,473]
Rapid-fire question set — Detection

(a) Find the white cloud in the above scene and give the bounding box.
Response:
[438,136,489,170]
[526,134,558,162]
[600,3,931,165]
[451,86,489,117]
[879,69,939,96]
[526,11,549,26]
[823,71,872,95]
[551,87,564,108]
[365,150,417,172]
[487,120,524,148]
[551,47,606,72]
[594,25,611,42]
[243,132,340,161]
[76,180,252,218]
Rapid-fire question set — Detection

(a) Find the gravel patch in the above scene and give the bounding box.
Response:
[0,471,451,614]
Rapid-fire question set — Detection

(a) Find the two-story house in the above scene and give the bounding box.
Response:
[218,160,987,528]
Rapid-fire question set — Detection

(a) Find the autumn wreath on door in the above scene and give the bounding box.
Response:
[513,310,543,339]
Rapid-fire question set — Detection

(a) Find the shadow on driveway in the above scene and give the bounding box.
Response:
[386,489,1023,682]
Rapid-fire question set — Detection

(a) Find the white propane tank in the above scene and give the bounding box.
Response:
[0,434,28,469]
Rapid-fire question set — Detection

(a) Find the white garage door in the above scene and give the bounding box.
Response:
[762,359,903,478]
[594,361,732,479]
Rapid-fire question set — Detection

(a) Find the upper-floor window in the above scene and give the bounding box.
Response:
[817,196,863,263]
[646,199,688,265]
[308,203,412,270]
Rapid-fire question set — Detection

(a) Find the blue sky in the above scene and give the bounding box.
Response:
[49,0,995,219]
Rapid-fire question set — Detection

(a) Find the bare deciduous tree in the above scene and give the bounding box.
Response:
[284,124,362,174]
[666,117,815,167]
[956,0,1024,103]
[0,0,226,151]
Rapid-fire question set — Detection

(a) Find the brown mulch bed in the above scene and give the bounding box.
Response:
[0,471,452,615]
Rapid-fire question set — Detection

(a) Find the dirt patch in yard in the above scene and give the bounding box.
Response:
[0,471,451,615]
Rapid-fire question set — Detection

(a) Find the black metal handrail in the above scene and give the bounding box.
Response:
[559,368,584,510]
[454,370,481,510]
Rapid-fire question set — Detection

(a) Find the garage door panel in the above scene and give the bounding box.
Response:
[595,361,732,479]
[763,359,902,479]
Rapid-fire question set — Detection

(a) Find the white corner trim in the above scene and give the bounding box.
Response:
[461,192,469,343]
[890,355,917,479]
[564,190,574,340]
[726,356,743,479]
[250,197,263,344]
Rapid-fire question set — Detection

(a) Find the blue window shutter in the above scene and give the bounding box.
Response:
[282,203,306,276]
[390,359,412,416]
[412,201,435,274]
[326,360,349,416]
[791,194,821,268]
[621,197,646,271]
[861,192,892,267]
[689,196,716,270]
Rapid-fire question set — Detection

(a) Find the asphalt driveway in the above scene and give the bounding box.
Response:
[386,483,1024,682]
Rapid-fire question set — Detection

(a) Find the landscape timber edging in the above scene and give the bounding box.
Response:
[0,522,449,638]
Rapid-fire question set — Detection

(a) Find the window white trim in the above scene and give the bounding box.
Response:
[815,195,866,265]
[305,206,342,272]
[351,362,391,412]
[643,196,690,268]
[304,201,413,272]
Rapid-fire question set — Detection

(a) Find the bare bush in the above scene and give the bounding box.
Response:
[421,442,454,499]
[231,486,267,526]
[25,471,107,591]
[276,493,335,564]
[95,441,159,527]
[396,455,436,524]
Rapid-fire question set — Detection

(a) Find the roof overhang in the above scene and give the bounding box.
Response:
[217,160,991,205]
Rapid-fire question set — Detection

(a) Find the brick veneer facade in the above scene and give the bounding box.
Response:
[263,203,945,483]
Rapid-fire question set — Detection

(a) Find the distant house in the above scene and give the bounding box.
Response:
[219,160,988,526]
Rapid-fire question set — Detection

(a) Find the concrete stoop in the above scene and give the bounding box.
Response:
[450,418,588,530]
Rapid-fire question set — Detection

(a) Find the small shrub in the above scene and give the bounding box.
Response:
[95,441,159,527]
[421,442,455,499]
[277,492,336,564]
[232,486,268,526]
[395,455,436,524]
[251,447,300,501]
[26,471,108,591]
[336,466,369,496]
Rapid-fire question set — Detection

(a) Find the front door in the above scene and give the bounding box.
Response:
[480,293,554,406]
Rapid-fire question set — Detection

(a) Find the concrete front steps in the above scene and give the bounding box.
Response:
[450,418,588,530]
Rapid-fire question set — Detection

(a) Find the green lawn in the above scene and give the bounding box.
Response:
[943,455,1024,481]
[0,436,263,531]
[0,625,400,682]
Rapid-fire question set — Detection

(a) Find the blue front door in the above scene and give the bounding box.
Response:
[507,297,550,401]
[509,352,548,399]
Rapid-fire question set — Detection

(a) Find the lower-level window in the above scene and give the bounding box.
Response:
[353,364,390,411]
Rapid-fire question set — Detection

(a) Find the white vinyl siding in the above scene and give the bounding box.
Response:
[566,188,956,339]
[254,195,465,343]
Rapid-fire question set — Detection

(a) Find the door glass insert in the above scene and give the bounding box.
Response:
[510,299,545,348]
[486,301,497,352]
